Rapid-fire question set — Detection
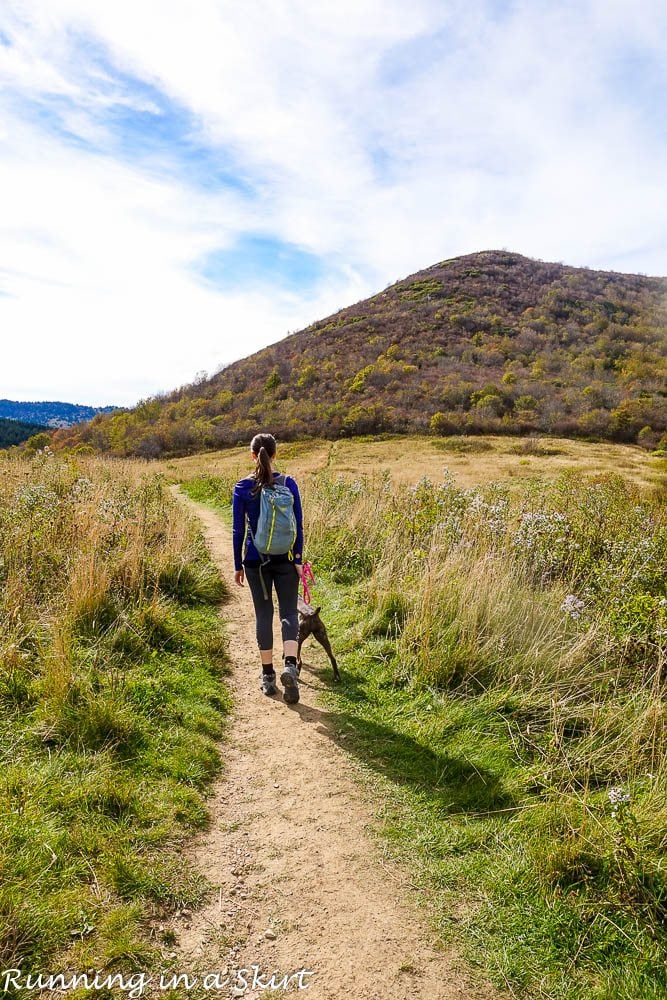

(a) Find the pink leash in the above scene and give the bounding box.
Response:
[301,561,315,604]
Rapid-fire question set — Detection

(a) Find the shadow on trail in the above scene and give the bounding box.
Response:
[292,662,515,816]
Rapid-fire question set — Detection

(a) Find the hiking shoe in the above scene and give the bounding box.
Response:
[280,660,300,704]
[260,670,277,696]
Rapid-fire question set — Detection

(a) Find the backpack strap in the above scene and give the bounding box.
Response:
[276,473,295,560]
[245,494,271,600]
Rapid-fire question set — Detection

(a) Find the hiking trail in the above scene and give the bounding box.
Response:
[169,488,496,999]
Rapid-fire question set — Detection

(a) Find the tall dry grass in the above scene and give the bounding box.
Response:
[163,432,667,492]
[180,458,666,994]
[0,448,229,973]
[300,467,667,993]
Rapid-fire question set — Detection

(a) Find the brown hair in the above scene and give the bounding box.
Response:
[251,433,277,494]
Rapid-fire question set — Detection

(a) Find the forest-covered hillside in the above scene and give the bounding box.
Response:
[52,251,667,458]
[0,417,49,448]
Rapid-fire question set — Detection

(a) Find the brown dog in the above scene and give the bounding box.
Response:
[296,596,340,682]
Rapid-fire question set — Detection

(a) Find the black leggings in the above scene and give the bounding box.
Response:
[244,561,300,650]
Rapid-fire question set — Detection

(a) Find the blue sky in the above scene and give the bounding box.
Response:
[1,0,666,405]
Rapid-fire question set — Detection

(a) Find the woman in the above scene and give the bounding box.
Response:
[232,433,304,702]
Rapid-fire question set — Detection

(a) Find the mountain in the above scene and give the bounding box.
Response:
[53,251,667,458]
[0,417,50,449]
[0,399,119,429]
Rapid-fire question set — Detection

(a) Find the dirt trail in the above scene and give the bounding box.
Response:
[169,489,495,999]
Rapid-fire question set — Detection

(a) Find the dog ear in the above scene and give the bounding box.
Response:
[314,606,322,615]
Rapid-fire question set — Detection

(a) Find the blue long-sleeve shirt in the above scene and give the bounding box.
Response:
[232,472,304,571]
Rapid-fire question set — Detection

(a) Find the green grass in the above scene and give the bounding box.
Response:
[179,474,234,510]
[0,459,233,981]
[311,575,667,999]
[2,605,231,976]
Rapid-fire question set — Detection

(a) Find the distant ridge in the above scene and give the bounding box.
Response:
[53,251,667,457]
[0,399,119,429]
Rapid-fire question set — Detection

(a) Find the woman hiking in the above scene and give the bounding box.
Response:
[232,433,304,703]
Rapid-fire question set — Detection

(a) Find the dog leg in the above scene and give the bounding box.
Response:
[312,626,340,682]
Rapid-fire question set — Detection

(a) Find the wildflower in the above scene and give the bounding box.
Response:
[608,786,631,817]
[561,594,585,619]
[15,484,59,513]
[71,477,93,498]
[608,787,630,805]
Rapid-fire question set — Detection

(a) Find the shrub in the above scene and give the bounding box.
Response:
[430,412,459,435]
[24,432,52,452]
[431,437,493,453]
[341,404,388,436]
[515,394,538,411]
[264,368,281,392]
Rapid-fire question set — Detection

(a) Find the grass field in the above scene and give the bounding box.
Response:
[2,434,664,998]
[0,450,231,986]
[161,433,667,494]
[180,434,667,1000]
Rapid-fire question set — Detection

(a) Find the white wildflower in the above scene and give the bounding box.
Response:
[71,477,93,498]
[561,594,585,620]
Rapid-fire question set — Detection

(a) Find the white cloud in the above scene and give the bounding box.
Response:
[0,0,666,404]
[0,111,355,404]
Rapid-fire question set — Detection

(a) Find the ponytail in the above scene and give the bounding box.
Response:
[251,432,277,494]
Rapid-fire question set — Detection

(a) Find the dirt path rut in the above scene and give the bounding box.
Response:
[170,489,495,999]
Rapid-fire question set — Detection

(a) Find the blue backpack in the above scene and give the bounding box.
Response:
[251,474,297,557]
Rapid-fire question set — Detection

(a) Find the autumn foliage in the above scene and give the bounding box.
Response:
[53,251,667,458]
